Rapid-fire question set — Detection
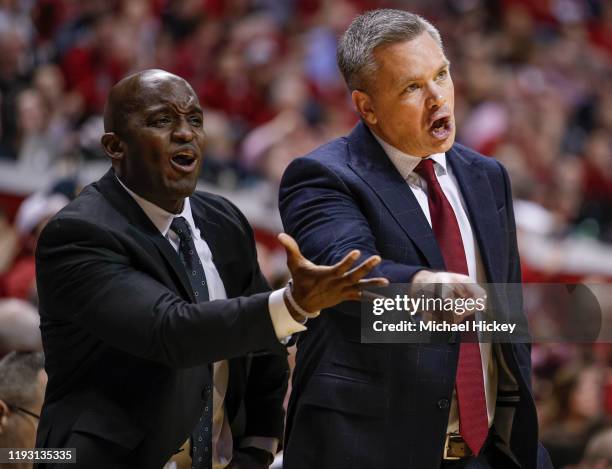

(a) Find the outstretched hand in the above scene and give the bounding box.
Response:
[278,233,389,320]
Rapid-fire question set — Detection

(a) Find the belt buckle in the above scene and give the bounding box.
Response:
[443,434,471,460]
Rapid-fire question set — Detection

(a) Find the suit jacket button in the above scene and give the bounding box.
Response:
[438,398,450,410]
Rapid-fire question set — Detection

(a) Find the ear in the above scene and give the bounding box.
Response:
[101,133,125,164]
[0,400,9,435]
[351,90,377,126]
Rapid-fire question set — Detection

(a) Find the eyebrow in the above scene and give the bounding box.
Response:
[145,103,203,114]
[396,59,451,87]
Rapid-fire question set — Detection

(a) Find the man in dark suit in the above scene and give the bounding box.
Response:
[279,9,552,469]
[34,69,386,469]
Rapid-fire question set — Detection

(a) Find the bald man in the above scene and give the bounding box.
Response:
[34,70,385,469]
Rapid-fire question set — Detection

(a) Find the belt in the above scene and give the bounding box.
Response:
[443,434,472,460]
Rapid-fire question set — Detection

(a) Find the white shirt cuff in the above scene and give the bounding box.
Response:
[268,288,307,341]
[239,436,279,455]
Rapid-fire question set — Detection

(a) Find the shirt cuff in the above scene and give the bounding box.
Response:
[268,288,307,341]
[239,436,279,455]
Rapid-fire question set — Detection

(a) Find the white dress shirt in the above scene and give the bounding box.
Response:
[116,177,305,467]
[372,134,497,433]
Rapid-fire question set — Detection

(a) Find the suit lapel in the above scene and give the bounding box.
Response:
[94,169,196,303]
[346,122,446,270]
[188,199,238,296]
[446,147,503,282]
[148,233,198,303]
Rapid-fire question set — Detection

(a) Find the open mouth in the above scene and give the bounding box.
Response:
[170,151,198,173]
[429,116,453,140]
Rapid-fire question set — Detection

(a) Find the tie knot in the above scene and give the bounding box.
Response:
[414,158,436,183]
[170,216,192,240]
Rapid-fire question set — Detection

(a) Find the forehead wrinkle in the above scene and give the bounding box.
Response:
[144,100,202,115]
[138,82,200,112]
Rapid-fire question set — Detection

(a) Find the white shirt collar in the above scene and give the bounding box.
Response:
[115,175,196,236]
[371,131,447,180]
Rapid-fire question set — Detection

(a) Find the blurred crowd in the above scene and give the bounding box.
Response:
[1,0,612,467]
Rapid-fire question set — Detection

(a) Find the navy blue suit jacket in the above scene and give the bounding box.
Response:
[279,122,551,469]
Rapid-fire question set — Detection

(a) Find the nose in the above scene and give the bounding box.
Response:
[425,84,445,109]
[171,117,194,142]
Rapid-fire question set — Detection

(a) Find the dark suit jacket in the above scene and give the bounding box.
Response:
[35,169,289,468]
[279,122,551,469]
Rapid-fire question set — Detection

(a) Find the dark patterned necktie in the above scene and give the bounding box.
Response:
[414,159,488,455]
[170,216,212,469]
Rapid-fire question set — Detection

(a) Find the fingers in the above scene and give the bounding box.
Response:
[341,278,389,301]
[343,290,365,301]
[412,269,435,284]
[343,255,382,282]
[340,285,368,301]
[358,277,390,287]
[414,271,485,301]
[451,282,471,299]
[464,282,486,299]
[332,249,362,275]
[278,233,304,268]
[449,280,486,301]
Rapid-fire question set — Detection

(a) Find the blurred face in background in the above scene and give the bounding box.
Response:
[17,89,48,136]
[33,65,65,108]
[353,32,455,157]
[570,366,603,420]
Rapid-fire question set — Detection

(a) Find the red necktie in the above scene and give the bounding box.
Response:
[414,158,488,455]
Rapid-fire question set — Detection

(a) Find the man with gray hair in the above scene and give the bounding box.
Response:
[280,9,552,469]
[0,352,46,469]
